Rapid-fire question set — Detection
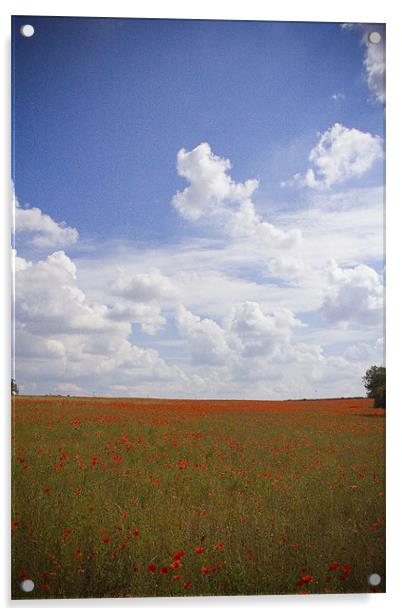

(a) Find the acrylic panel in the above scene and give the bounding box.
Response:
[11,16,385,599]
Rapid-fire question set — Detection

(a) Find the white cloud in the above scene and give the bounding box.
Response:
[173,142,258,222]
[15,202,79,248]
[14,250,177,396]
[173,143,300,248]
[364,35,385,103]
[176,304,239,365]
[110,269,178,303]
[285,123,383,190]
[176,301,304,366]
[341,24,385,104]
[227,301,303,357]
[267,255,306,279]
[321,259,383,326]
[108,301,166,335]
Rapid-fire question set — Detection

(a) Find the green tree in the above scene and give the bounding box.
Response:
[362,366,385,408]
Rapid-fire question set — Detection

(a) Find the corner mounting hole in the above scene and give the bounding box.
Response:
[20,24,35,38]
[368,573,381,586]
[368,31,381,45]
[20,578,34,592]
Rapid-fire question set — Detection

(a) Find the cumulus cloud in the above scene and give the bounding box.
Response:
[110,269,178,303]
[108,301,166,335]
[267,255,306,279]
[320,259,383,326]
[176,301,304,366]
[176,304,239,365]
[285,123,383,190]
[227,301,303,357]
[173,143,300,248]
[14,250,177,396]
[15,202,79,248]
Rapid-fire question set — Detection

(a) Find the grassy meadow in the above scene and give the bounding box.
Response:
[11,396,385,599]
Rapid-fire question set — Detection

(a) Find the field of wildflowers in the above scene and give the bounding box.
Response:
[11,396,385,599]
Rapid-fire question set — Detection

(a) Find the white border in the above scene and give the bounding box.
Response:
[1,1,401,614]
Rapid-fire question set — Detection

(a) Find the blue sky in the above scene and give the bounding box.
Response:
[12,17,385,398]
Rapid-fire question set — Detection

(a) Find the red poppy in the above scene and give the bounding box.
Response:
[133,529,140,537]
[183,581,192,589]
[40,583,50,591]
[172,574,182,581]
[160,566,169,574]
[170,560,183,569]
[173,549,185,560]
[342,565,352,573]
[296,575,313,586]
[338,575,346,582]
[43,487,52,494]
[215,543,224,551]
[195,546,204,554]
[148,563,157,573]
[63,529,72,537]
[102,537,110,544]
[329,563,339,570]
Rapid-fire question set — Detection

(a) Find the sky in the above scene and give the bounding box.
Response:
[12,16,385,398]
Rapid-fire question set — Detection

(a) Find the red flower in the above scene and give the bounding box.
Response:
[133,529,140,537]
[43,487,52,494]
[102,537,110,544]
[148,563,157,573]
[183,581,192,589]
[63,529,72,537]
[173,549,185,560]
[338,575,346,582]
[172,574,182,581]
[215,543,224,551]
[40,583,50,591]
[160,566,169,574]
[329,563,339,570]
[342,565,352,573]
[195,546,204,554]
[170,560,183,569]
[296,575,313,586]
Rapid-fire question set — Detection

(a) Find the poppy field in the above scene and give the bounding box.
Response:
[11,396,385,599]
